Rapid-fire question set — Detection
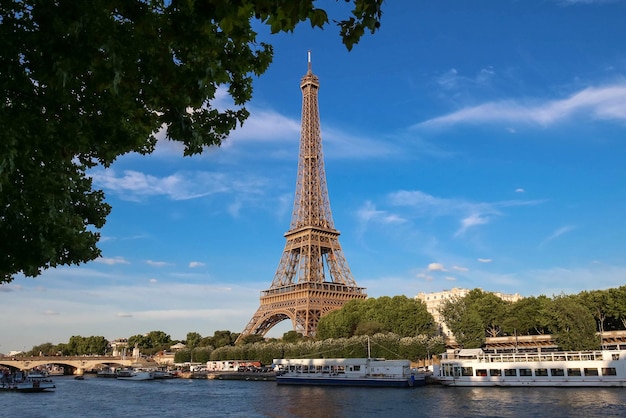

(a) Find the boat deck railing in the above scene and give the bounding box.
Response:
[441,350,622,364]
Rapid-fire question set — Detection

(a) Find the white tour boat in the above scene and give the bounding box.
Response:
[273,357,424,388]
[434,348,626,387]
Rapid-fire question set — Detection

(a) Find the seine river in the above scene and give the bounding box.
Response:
[1,376,625,417]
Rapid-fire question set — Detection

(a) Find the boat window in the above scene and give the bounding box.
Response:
[550,368,565,377]
[519,369,532,377]
[489,369,501,377]
[461,367,473,377]
[567,368,581,376]
[476,369,487,377]
[612,353,620,360]
[353,366,360,372]
[535,368,548,377]
[504,369,517,377]
[583,368,599,376]
[602,368,617,376]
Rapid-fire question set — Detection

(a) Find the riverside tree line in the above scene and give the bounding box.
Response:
[18,286,626,364]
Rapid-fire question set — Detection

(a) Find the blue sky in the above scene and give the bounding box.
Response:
[4,0,626,352]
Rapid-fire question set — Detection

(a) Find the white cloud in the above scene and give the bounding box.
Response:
[227,109,301,144]
[478,258,493,263]
[189,262,206,268]
[428,262,446,271]
[146,260,170,267]
[515,188,525,193]
[418,83,626,128]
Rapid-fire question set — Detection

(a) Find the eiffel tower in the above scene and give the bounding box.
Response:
[236,53,367,343]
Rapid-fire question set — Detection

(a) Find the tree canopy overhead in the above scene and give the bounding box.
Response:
[0,0,384,283]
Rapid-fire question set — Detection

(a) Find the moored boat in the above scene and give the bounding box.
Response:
[433,348,626,387]
[116,369,155,381]
[273,357,424,388]
[1,371,56,392]
[96,367,117,378]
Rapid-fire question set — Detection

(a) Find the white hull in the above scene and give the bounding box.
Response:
[434,349,626,387]
[116,370,155,381]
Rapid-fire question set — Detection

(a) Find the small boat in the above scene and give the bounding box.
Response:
[433,348,626,387]
[273,357,423,388]
[116,369,155,381]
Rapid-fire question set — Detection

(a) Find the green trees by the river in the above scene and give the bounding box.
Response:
[28,335,108,356]
[316,296,436,339]
[207,333,445,365]
[439,285,626,350]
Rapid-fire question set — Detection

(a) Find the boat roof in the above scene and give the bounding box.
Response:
[273,358,410,366]
[457,348,484,357]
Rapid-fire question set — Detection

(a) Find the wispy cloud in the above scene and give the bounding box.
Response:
[555,0,618,4]
[146,260,170,267]
[95,256,130,265]
[91,169,268,204]
[386,190,543,236]
[189,262,206,268]
[436,67,496,92]
[356,201,407,225]
[540,225,576,247]
[418,83,626,128]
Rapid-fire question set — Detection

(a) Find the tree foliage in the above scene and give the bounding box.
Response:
[440,286,626,351]
[127,330,172,355]
[547,294,599,351]
[55,335,108,355]
[0,0,384,283]
[438,296,486,349]
[316,296,437,339]
[185,332,202,350]
[501,295,552,336]
[27,342,59,356]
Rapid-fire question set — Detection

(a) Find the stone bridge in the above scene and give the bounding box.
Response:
[0,356,136,374]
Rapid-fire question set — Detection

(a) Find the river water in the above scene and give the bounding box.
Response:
[1,376,625,417]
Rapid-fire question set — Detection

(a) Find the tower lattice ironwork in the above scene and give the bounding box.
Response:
[236,53,367,343]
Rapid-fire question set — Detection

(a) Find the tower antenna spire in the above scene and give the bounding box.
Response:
[307,50,312,73]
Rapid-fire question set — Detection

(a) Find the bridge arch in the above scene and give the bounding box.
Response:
[0,356,135,373]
